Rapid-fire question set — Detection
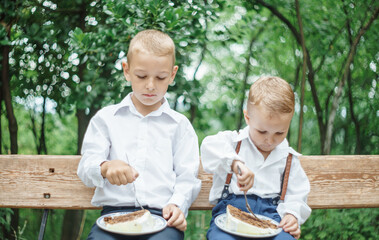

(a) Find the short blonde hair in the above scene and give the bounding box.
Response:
[127,29,175,65]
[247,76,295,114]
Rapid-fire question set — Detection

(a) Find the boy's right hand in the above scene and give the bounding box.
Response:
[100,160,139,185]
[231,160,254,192]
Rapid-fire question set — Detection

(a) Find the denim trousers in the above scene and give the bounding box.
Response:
[207,194,295,240]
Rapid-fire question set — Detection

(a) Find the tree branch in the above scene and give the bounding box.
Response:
[251,0,326,151]
[295,0,307,152]
[323,5,379,154]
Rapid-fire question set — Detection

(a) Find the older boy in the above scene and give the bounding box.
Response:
[78,29,201,240]
[201,76,311,240]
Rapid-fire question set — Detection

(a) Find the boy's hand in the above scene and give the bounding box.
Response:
[231,160,254,192]
[100,160,139,186]
[278,213,300,239]
[162,204,187,231]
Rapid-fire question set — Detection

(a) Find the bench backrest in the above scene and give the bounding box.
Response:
[0,155,378,210]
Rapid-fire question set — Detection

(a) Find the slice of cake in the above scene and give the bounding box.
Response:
[226,205,278,235]
[104,209,155,232]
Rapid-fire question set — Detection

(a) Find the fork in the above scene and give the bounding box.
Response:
[237,166,266,225]
[125,152,144,210]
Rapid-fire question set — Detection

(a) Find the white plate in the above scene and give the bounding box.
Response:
[96,212,167,236]
[215,213,282,238]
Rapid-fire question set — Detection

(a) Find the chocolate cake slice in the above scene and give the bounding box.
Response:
[104,209,154,232]
[226,205,278,235]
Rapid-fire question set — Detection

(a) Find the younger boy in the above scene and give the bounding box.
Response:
[201,76,311,240]
[78,29,201,240]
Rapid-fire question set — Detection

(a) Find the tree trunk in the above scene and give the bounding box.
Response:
[30,110,40,153]
[61,3,87,239]
[0,84,2,155]
[237,24,265,130]
[190,40,206,123]
[1,31,19,240]
[39,96,47,154]
[60,210,86,240]
[2,44,18,155]
[343,1,361,154]
[295,0,307,152]
[323,6,379,154]
[252,0,326,153]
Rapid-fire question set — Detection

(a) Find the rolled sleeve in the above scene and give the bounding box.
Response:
[77,113,110,188]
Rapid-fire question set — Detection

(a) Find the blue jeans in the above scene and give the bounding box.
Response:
[87,206,184,240]
[207,194,295,240]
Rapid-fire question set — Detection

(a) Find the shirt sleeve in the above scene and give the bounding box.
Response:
[167,122,201,216]
[276,155,312,225]
[77,112,110,188]
[200,130,243,175]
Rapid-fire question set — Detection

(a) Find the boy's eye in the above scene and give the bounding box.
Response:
[276,132,284,135]
[137,75,146,79]
[157,77,166,80]
[257,130,267,134]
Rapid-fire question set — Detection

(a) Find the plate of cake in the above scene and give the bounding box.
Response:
[96,209,167,235]
[215,205,282,238]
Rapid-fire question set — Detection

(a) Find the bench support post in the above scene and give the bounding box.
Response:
[38,209,49,240]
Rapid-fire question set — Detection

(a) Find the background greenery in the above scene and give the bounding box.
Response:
[1,0,378,239]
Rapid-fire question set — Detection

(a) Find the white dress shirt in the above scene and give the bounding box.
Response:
[200,126,311,225]
[78,93,201,216]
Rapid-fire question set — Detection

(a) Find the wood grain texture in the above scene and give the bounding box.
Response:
[0,155,378,210]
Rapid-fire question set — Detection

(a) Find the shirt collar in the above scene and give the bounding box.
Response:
[232,126,250,142]
[113,92,180,122]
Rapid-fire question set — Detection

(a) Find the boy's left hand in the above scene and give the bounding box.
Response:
[278,213,300,239]
[162,204,187,231]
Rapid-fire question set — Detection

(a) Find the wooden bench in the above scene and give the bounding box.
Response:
[1,155,378,239]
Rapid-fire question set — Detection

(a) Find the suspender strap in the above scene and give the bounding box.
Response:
[225,140,242,185]
[220,139,292,202]
[220,140,242,199]
[279,153,293,201]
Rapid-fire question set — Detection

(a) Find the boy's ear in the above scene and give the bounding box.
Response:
[122,61,130,82]
[243,109,250,125]
[169,65,179,84]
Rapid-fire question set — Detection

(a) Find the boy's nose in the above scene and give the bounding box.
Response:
[146,78,155,90]
[266,136,274,145]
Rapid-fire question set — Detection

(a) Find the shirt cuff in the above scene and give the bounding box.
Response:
[168,193,189,216]
[224,152,243,173]
[90,160,107,188]
[277,205,301,226]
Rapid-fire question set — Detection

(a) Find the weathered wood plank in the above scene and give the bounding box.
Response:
[0,155,378,210]
[301,155,379,209]
[0,155,98,209]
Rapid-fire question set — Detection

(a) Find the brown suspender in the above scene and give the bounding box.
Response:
[224,141,242,186]
[222,140,292,202]
[279,153,293,201]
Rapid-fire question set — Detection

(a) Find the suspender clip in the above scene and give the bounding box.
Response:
[221,184,230,200]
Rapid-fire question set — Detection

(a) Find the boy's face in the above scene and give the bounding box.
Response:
[244,104,293,156]
[123,50,178,115]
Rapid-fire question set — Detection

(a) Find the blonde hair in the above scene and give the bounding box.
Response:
[127,29,175,65]
[247,76,295,114]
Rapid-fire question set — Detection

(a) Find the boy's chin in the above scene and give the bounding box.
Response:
[257,146,274,153]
